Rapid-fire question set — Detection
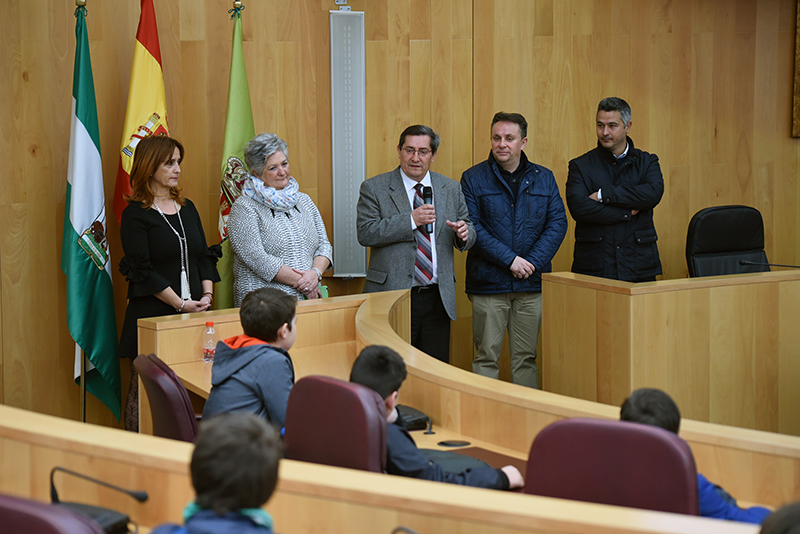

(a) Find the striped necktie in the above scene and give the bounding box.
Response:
[413,184,433,286]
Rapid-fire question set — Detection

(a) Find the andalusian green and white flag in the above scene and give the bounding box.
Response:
[61,5,121,420]
[216,5,255,309]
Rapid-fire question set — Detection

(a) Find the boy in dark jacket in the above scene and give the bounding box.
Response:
[350,345,524,490]
[151,412,282,534]
[202,288,297,428]
[621,388,771,524]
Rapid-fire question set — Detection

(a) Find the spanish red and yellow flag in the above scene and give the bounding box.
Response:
[113,0,168,223]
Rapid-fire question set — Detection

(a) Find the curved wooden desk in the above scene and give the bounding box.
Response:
[0,404,758,534]
[138,290,800,509]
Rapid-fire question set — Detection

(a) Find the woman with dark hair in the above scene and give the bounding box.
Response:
[228,133,332,306]
[118,135,220,431]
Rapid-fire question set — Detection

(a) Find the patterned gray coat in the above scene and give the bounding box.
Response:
[228,193,332,306]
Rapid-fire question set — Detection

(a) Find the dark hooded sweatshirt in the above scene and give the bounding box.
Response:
[202,335,294,428]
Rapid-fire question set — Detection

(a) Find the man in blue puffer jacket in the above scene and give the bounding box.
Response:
[461,112,567,388]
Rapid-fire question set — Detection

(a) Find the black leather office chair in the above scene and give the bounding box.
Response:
[686,205,769,277]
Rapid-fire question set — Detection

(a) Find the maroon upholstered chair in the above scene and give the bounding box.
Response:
[283,375,387,473]
[524,418,699,515]
[134,353,199,442]
[0,493,105,534]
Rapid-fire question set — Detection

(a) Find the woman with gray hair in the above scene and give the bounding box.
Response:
[228,133,332,305]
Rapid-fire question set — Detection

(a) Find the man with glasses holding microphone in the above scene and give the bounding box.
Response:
[357,125,475,363]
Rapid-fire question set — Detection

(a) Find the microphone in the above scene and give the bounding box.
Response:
[51,466,149,504]
[424,414,435,435]
[50,467,148,534]
[422,186,433,234]
[738,260,800,269]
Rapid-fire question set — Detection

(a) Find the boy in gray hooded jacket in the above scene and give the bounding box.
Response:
[203,288,297,428]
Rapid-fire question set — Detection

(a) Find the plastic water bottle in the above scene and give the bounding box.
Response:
[202,321,216,362]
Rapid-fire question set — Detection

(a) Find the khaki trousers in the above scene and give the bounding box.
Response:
[470,292,541,388]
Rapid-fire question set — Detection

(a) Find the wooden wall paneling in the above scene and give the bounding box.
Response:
[531,34,554,179]
[179,0,205,42]
[773,29,799,266]
[278,41,302,166]
[409,41,432,129]
[385,1,412,153]
[365,40,391,177]
[313,1,332,242]
[450,38,474,371]
[12,1,76,420]
[628,2,652,150]
[471,0,493,160]
[247,2,279,137]
[298,1,322,199]
[431,0,467,368]
[104,1,138,394]
[549,2,575,273]
[734,31,757,202]
[688,31,714,215]
[180,40,210,216]
[0,0,22,404]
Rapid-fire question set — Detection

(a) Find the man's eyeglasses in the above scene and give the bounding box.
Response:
[402,147,432,157]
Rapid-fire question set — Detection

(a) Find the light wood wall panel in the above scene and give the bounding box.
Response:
[3,0,800,423]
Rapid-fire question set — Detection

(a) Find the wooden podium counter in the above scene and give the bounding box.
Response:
[138,290,800,510]
[542,271,800,437]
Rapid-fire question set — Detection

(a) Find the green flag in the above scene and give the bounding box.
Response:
[61,6,121,420]
[216,6,256,309]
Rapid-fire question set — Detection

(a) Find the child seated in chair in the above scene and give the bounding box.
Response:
[621,388,771,524]
[203,288,297,428]
[152,412,282,534]
[350,345,524,490]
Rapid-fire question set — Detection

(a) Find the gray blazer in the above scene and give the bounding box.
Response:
[356,168,475,321]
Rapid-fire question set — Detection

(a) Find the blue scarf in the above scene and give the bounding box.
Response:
[183,501,274,530]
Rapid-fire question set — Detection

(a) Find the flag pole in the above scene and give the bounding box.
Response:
[217,0,255,309]
[65,0,122,421]
[80,349,87,422]
[77,0,86,424]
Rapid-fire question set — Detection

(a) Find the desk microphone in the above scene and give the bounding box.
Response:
[51,466,149,504]
[738,260,800,269]
[50,466,147,534]
[422,186,433,234]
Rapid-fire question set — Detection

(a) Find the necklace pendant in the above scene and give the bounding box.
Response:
[180,269,191,301]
